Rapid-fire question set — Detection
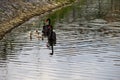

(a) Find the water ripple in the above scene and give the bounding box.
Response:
[0,16,120,80]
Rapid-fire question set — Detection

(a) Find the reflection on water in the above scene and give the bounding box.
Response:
[0,1,120,80]
[0,21,120,80]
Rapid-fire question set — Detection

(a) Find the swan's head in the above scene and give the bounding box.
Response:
[46,18,50,22]
[46,18,51,25]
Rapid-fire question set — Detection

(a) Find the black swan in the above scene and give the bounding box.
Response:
[42,18,56,55]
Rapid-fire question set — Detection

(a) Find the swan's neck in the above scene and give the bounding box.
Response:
[48,20,51,25]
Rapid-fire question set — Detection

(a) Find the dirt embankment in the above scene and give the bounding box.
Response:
[0,0,74,40]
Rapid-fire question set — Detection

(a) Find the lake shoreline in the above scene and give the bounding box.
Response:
[0,2,73,40]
